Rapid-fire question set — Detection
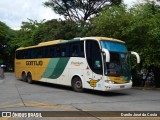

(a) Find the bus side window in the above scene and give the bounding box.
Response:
[24,50,28,59]
[70,41,84,57]
[49,46,55,58]
[21,51,24,59]
[44,47,49,58]
[28,49,34,59]
[71,43,79,57]
[37,49,42,58]
[55,46,61,57]
[65,44,70,57]
[79,42,84,57]
[61,45,66,57]
[72,48,78,57]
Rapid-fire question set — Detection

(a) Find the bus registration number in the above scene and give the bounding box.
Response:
[120,85,125,88]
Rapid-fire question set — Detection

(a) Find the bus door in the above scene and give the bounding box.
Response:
[85,40,103,90]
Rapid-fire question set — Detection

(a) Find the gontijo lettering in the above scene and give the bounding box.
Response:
[26,61,43,66]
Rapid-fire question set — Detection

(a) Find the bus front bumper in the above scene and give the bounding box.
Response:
[104,82,132,91]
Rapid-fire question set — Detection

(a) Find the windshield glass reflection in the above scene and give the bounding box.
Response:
[101,41,131,81]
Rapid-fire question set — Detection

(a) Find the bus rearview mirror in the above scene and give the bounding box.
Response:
[130,51,140,64]
[102,48,110,62]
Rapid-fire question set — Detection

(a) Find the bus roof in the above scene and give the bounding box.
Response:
[16,37,125,50]
[80,37,125,43]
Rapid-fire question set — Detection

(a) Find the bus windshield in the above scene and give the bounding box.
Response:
[101,41,131,81]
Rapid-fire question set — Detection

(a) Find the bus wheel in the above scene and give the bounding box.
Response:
[72,77,83,92]
[22,72,27,82]
[27,73,33,84]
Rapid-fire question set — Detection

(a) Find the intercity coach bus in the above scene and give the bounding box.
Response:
[15,37,140,92]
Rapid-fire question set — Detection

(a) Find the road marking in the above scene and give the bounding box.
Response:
[0,117,19,120]
[0,101,78,111]
[0,103,23,109]
[25,101,77,110]
[0,101,11,106]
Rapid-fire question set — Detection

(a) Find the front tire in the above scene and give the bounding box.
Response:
[72,77,83,92]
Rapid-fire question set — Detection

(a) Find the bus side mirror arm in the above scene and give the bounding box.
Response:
[102,48,110,62]
[130,51,140,64]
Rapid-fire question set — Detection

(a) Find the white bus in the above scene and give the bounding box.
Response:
[15,37,140,92]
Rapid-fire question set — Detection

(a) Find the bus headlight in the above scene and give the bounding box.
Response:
[105,80,114,84]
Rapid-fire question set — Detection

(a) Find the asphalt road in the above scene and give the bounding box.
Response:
[0,73,160,120]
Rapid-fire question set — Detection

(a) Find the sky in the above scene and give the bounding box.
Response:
[0,0,138,30]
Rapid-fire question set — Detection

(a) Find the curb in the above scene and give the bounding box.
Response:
[132,87,160,90]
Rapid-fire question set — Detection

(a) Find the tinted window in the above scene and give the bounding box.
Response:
[16,41,84,59]
[101,41,127,52]
[70,41,84,57]
[86,40,103,74]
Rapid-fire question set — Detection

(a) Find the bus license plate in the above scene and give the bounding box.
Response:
[120,85,125,88]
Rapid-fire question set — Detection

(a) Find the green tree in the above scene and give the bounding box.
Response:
[91,4,130,38]
[127,1,160,87]
[0,21,9,51]
[0,21,9,65]
[0,21,17,70]
[44,0,122,23]
[32,19,81,44]
[15,19,45,47]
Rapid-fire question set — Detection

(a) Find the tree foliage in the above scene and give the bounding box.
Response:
[0,21,10,48]
[44,0,122,23]
[15,19,45,47]
[32,19,81,45]
[0,21,17,69]
[91,4,130,38]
